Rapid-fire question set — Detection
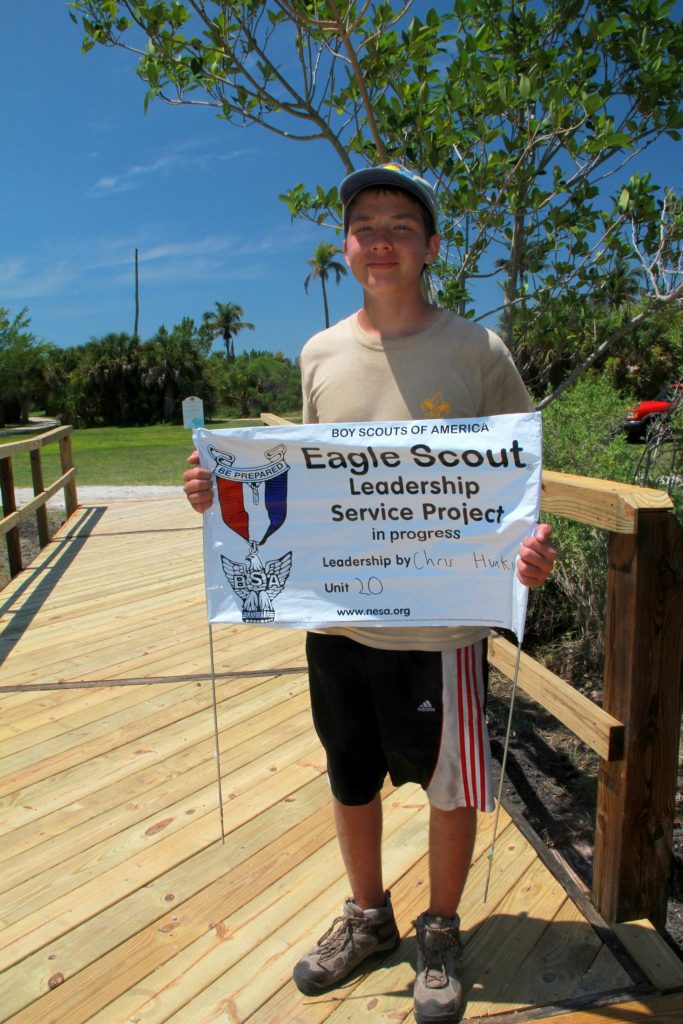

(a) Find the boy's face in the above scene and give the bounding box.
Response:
[343,189,440,298]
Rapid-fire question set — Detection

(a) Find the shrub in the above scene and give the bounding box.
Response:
[527,375,638,686]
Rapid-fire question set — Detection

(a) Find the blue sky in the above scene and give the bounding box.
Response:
[2,3,681,364]
[2,2,359,361]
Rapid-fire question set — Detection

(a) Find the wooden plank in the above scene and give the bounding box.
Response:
[2,605,287,675]
[0,775,334,1022]
[0,682,222,794]
[0,702,313,892]
[541,469,672,534]
[261,413,294,426]
[612,920,683,993]
[573,941,638,1000]
[0,614,305,696]
[496,898,618,1014]
[2,582,304,690]
[488,634,623,761]
[0,650,304,753]
[0,673,310,836]
[0,425,72,459]
[0,738,326,971]
[0,711,316,910]
[464,863,568,1016]
[529,994,683,1024]
[0,470,77,538]
[0,676,195,760]
[0,692,309,870]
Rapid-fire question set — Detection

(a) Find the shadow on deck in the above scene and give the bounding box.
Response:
[0,498,681,1023]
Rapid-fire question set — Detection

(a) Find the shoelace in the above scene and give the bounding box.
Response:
[316,911,367,955]
[417,926,462,988]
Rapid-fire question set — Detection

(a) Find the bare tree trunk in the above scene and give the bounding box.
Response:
[321,279,330,328]
[134,248,140,338]
[501,208,525,347]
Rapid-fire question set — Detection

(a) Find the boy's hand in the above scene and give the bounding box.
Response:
[183,450,214,513]
[517,523,556,589]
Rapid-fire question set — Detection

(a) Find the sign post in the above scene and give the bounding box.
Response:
[182,396,205,429]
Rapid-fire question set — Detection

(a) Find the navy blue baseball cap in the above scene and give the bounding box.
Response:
[339,163,439,231]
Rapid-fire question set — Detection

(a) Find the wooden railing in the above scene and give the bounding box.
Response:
[0,425,78,579]
[262,413,683,929]
[493,469,682,929]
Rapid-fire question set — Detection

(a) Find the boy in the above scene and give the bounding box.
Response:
[184,163,556,1023]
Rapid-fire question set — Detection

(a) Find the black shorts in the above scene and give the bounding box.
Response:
[305,632,493,811]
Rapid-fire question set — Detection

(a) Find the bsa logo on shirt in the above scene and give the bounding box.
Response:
[208,443,293,622]
[420,391,452,418]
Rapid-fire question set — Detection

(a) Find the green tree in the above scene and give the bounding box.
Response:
[304,242,348,328]
[68,333,147,427]
[142,318,216,422]
[0,308,53,426]
[220,350,301,416]
[71,1,683,397]
[202,301,255,362]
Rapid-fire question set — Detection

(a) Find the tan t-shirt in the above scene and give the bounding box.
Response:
[299,308,534,651]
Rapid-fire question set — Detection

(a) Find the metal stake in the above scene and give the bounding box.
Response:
[483,639,523,903]
[208,622,226,845]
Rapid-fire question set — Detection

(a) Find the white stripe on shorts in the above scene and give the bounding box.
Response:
[426,642,494,812]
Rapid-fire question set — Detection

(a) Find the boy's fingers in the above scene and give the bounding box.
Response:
[521,539,557,563]
[517,524,557,588]
[182,456,214,513]
[532,522,553,543]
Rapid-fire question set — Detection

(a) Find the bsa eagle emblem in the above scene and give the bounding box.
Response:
[208,442,293,623]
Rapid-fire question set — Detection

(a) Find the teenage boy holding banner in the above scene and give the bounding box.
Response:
[184,164,556,1023]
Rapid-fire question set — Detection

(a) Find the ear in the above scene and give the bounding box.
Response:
[424,234,440,265]
[343,237,351,266]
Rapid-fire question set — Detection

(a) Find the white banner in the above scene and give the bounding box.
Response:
[195,413,542,640]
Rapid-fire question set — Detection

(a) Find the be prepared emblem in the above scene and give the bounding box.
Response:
[208,443,293,622]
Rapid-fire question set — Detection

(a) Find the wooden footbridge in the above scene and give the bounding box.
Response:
[1,426,683,1023]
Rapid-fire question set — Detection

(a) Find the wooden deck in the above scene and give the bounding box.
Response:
[1,497,682,1024]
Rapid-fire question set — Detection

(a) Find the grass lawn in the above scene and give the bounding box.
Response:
[1,419,287,488]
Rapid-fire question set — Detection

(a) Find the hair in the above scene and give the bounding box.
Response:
[344,185,436,240]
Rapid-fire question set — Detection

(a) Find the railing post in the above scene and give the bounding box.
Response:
[59,429,78,517]
[30,448,50,548]
[0,455,23,576]
[593,510,683,927]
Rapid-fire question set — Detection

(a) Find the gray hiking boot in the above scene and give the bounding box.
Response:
[292,892,400,995]
[413,912,463,1023]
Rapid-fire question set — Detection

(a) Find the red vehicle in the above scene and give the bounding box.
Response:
[622,384,682,443]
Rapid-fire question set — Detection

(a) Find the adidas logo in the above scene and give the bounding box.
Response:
[417,700,435,713]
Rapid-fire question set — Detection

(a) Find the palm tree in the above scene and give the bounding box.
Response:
[304,243,347,328]
[202,301,255,361]
[599,254,642,316]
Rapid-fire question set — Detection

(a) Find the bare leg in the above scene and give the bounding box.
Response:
[333,793,385,909]
[428,805,477,917]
